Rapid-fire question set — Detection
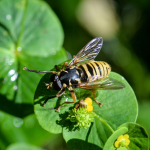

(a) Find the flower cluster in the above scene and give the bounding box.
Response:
[67,97,95,128]
[114,134,130,149]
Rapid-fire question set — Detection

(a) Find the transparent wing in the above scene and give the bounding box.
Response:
[68,37,103,67]
[78,77,125,90]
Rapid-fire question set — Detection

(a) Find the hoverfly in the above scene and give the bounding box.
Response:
[24,37,125,112]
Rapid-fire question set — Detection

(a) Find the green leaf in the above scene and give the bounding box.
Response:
[94,72,138,128]
[0,111,56,150]
[137,101,150,136]
[118,123,149,150]
[117,147,127,150]
[6,143,45,150]
[63,116,114,150]
[103,127,128,150]
[34,61,138,140]
[0,0,66,117]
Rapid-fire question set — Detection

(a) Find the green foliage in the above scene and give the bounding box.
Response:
[0,0,66,117]
[104,123,149,150]
[103,127,128,150]
[34,62,139,149]
[6,143,45,150]
[118,123,149,150]
[0,0,66,149]
[0,0,149,150]
[137,101,150,136]
[0,111,56,150]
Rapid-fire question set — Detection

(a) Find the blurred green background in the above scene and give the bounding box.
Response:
[0,0,150,149]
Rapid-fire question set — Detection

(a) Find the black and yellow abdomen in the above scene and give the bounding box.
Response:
[78,61,111,82]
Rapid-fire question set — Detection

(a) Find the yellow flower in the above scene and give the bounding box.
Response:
[85,97,92,105]
[84,97,93,111]
[114,134,130,148]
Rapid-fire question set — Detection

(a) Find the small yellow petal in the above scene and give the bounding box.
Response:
[85,97,92,105]
[114,141,120,148]
[124,134,129,139]
[126,139,130,146]
[117,135,124,142]
[86,105,93,112]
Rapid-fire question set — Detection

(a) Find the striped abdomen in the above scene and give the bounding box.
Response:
[78,61,111,82]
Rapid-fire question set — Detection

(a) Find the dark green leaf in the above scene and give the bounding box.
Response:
[118,123,149,150]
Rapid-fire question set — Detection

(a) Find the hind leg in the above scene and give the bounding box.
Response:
[92,90,103,107]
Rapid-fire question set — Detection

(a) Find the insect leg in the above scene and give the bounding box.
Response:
[70,90,77,102]
[56,88,65,97]
[23,67,57,74]
[55,65,60,71]
[66,88,76,103]
[55,87,76,112]
[92,90,103,107]
[43,88,65,106]
[56,102,74,113]
[55,88,77,112]
[56,87,76,112]
[61,62,68,70]
[42,96,56,106]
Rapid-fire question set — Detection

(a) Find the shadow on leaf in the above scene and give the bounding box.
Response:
[56,107,80,132]
[67,139,102,150]
[0,94,33,118]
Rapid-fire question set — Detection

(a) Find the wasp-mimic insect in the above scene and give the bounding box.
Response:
[24,37,125,112]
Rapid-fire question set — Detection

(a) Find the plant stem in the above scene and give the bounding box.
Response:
[16,0,28,48]
[94,113,114,133]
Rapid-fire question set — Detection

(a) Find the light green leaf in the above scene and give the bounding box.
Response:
[6,143,45,150]
[0,0,66,117]
[103,127,128,150]
[0,111,56,150]
[94,72,138,128]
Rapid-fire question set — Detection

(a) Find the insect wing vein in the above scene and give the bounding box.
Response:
[78,77,125,90]
[68,37,103,66]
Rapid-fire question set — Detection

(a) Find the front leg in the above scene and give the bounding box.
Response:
[56,87,77,112]
[42,88,65,106]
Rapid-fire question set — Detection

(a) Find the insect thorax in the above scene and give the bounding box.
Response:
[59,67,82,88]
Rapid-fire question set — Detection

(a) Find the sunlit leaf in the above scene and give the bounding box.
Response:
[6,143,44,150]
[0,0,66,117]
[34,59,138,141]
